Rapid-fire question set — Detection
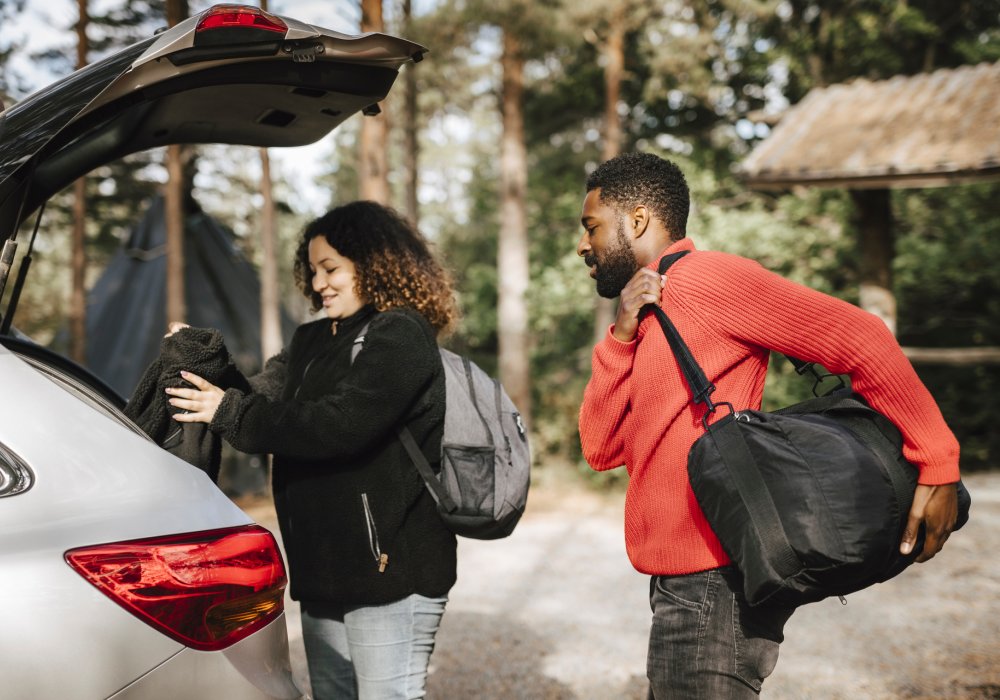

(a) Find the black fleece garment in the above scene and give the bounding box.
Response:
[210,306,457,607]
[124,327,246,482]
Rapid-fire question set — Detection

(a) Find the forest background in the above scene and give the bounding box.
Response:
[1,0,998,485]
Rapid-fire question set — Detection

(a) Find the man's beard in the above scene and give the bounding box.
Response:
[588,221,639,299]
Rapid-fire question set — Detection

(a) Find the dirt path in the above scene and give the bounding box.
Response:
[246,470,1000,699]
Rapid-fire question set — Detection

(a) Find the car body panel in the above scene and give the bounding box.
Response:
[108,615,300,700]
[0,344,293,698]
[0,345,249,551]
[0,549,184,699]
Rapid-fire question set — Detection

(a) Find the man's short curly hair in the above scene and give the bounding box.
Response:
[294,201,458,335]
[585,152,689,240]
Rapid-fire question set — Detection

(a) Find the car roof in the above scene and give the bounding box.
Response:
[0,5,425,240]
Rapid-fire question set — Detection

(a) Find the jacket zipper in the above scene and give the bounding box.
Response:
[163,426,182,446]
[361,492,388,573]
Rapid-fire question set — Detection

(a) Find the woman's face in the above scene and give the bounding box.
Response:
[308,236,365,320]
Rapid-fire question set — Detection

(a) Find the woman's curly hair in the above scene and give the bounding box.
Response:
[293,201,458,335]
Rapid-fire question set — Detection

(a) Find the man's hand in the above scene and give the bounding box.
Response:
[165,371,224,425]
[901,482,958,562]
[612,268,665,342]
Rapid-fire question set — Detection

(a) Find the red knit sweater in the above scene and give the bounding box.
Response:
[579,238,961,576]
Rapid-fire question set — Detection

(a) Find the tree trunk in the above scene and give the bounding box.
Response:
[165,145,186,324]
[593,3,626,346]
[402,0,419,225]
[359,0,390,204]
[164,0,188,325]
[259,148,283,360]
[69,0,89,364]
[851,188,896,335]
[498,31,531,426]
[256,0,282,361]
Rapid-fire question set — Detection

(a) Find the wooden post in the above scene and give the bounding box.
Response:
[851,188,895,335]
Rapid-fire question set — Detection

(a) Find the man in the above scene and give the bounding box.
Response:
[576,152,960,697]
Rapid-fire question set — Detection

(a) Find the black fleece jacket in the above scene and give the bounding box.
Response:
[209,306,457,607]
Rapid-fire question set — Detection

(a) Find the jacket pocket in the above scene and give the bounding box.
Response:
[361,492,389,573]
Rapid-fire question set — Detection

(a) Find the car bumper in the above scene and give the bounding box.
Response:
[107,613,303,700]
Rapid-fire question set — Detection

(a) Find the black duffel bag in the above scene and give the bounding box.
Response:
[647,252,971,608]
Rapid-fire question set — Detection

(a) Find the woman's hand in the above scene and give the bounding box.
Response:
[164,321,190,338]
[166,371,224,424]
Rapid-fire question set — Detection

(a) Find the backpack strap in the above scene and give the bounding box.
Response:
[351,318,459,514]
[398,428,458,513]
[351,321,371,363]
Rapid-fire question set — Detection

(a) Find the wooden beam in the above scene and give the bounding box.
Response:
[742,167,1000,191]
[902,347,1000,365]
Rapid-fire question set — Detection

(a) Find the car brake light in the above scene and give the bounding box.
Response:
[65,525,287,651]
[196,5,287,35]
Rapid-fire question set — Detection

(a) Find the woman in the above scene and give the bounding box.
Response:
[166,201,458,700]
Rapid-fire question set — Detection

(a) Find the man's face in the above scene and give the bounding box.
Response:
[578,188,639,298]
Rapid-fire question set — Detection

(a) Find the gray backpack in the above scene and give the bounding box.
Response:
[353,324,531,539]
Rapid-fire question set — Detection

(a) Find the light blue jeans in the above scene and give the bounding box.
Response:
[300,594,448,700]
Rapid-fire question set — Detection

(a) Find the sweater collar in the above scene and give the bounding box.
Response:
[646,237,696,271]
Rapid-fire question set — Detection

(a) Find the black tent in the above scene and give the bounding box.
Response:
[84,195,299,398]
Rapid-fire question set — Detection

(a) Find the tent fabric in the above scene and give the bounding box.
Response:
[84,195,299,398]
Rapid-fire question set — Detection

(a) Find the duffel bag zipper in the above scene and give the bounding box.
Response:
[361,492,388,573]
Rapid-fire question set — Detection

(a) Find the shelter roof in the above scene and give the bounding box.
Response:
[739,61,1000,190]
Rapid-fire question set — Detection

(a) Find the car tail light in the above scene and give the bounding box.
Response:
[196,5,287,37]
[65,525,287,651]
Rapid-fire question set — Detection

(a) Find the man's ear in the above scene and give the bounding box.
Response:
[631,205,651,238]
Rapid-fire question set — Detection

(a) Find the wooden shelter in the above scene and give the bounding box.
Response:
[739,61,1000,364]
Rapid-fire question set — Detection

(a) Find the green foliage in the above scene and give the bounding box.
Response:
[758,0,1000,103]
[436,151,501,369]
[893,183,1000,469]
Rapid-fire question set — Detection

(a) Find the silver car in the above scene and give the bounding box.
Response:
[0,5,423,698]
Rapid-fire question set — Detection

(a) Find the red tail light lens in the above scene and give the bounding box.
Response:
[65,525,287,651]
[196,5,288,35]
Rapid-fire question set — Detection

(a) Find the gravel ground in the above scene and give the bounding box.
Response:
[244,470,1000,700]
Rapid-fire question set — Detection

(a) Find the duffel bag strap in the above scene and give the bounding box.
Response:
[707,417,804,581]
[644,252,729,424]
[647,251,802,581]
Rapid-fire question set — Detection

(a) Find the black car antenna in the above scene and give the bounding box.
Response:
[0,200,45,336]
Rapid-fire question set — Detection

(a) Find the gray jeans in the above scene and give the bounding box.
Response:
[647,567,794,699]
[301,594,448,700]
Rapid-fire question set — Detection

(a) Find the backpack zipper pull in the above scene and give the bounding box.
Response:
[378,553,389,573]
